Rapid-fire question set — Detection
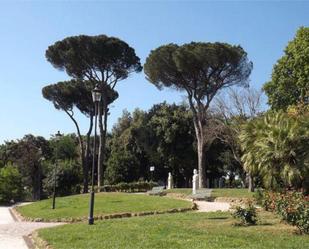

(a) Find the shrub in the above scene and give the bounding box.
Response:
[261,191,278,211]
[231,201,257,225]
[253,188,264,205]
[100,181,158,193]
[0,164,23,204]
[262,190,309,234]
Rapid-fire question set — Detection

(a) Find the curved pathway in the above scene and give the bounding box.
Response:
[0,206,63,249]
[195,201,231,212]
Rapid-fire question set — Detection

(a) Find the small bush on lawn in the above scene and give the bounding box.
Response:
[100,181,158,193]
[261,190,309,234]
[231,201,258,226]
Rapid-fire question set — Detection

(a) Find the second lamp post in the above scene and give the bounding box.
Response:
[52,130,62,209]
[88,85,102,225]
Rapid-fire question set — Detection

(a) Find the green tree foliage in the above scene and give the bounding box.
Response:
[264,27,309,110]
[105,110,148,184]
[45,34,142,189]
[45,35,142,82]
[0,135,50,200]
[105,103,237,187]
[138,103,196,187]
[144,42,252,187]
[240,112,309,191]
[43,160,82,197]
[105,150,140,184]
[0,163,23,204]
[49,134,78,161]
[206,140,244,187]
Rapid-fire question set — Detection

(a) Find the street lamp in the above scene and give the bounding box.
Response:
[52,131,62,209]
[89,85,101,225]
[150,166,155,182]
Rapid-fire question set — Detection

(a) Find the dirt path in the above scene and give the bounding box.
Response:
[195,201,231,212]
[0,206,64,249]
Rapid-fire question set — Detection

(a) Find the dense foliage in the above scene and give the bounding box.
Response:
[262,191,309,234]
[43,160,82,197]
[0,164,23,204]
[0,102,244,202]
[240,112,309,191]
[0,134,80,201]
[264,27,309,110]
[105,103,240,187]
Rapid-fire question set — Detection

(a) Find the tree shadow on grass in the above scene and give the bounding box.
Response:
[258,222,275,226]
[206,217,229,220]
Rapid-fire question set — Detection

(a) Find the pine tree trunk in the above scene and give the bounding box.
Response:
[193,115,206,188]
[97,101,107,191]
[77,136,87,193]
[197,137,206,188]
[97,102,103,192]
[64,110,87,193]
[84,115,94,193]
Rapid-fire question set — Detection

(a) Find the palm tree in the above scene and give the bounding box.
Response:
[240,112,309,191]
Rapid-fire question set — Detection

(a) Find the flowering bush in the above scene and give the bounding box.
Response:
[261,191,309,234]
[231,201,258,225]
[262,191,278,211]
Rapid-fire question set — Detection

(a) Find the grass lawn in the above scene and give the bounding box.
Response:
[165,188,254,198]
[38,211,309,249]
[164,188,193,196]
[211,188,254,198]
[16,192,191,220]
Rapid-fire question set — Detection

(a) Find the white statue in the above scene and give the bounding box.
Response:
[167,172,173,189]
[192,169,199,194]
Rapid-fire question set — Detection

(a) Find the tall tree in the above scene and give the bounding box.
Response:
[45,35,142,190]
[42,79,118,192]
[264,27,309,110]
[144,42,252,187]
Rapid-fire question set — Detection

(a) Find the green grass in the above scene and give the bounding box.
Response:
[165,188,254,198]
[164,188,193,195]
[38,211,309,249]
[17,192,191,220]
[211,188,254,198]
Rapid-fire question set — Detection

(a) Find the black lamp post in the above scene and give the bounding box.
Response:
[52,131,62,209]
[150,166,155,182]
[88,85,101,225]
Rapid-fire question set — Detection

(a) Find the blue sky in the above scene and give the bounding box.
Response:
[0,1,308,143]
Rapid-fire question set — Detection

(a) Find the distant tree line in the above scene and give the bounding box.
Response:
[0,101,248,203]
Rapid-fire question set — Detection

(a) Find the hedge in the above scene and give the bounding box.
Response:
[100,181,159,193]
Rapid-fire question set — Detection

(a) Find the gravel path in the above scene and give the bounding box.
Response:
[0,206,64,249]
[195,201,231,212]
